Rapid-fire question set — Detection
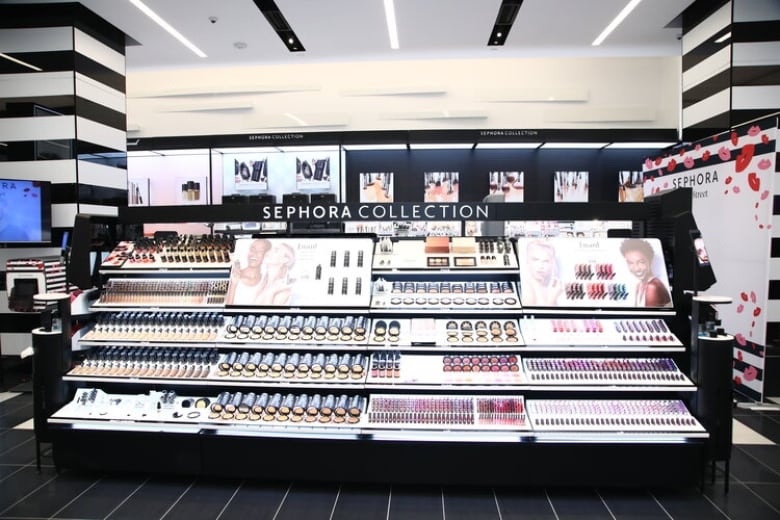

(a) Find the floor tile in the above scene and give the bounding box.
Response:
[733,414,780,444]
[0,430,33,454]
[704,481,780,520]
[161,478,242,520]
[494,488,556,520]
[0,469,99,518]
[216,480,289,520]
[0,393,21,405]
[0,401,33,429]
[650,488,729,519]
[388,485,443,520]
[0,431,36,466]
[0,465,58,512]
[442,487,499,520]
[733,419,775,445]
[275,482,339,520]
[105,476,194,520]
[11,418,33,430]
[0,464,27,481]
[53,475,148,520]
[546,488,612,520]
[597,488,669,519]
[0,394,30,415]
[730,446,780,483]
[745,483,780,512]
[331,483,390,520]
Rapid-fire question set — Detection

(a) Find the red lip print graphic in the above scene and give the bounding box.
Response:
[644,158,653,169]
[737,303,744,313]
[761,190,770,200]
[758,158,772,170]
[702,150,711,161]
[735,333,747,346]
[725,176,733,184]
[684,156,694,168]
[718,147,731,161]
[762,134,769,144]
[741,292,748,301]
[667,159,677,172]
[748,125,761,137]
[744,366,758,382]
[731,131,739,146]
[737,351,744,361]
[735,144,755,172]
[679,148,686,156]
[654,156,663,166]
[750,291,757,303]
[753,307,762,317]
[748,172,760,191]
[734,376,742,385]
[733,186,741,194]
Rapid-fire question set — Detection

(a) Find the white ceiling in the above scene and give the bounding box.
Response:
[13,0,696,70]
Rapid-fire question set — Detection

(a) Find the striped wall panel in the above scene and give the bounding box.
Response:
[0,2,127,238]
[768,119,780,351]
[683,0,780,142]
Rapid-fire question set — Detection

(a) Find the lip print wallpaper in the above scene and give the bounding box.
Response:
[643,117,778,401]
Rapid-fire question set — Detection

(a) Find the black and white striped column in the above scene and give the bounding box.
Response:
[0,3,127,237]
[682,0,780,142]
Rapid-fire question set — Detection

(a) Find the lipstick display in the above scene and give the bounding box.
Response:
[105,234,235,270]
[519,318,681,347]
[523,358,691,386]
[527,399,705,432]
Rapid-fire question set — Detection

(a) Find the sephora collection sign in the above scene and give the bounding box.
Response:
[254,203,492,222]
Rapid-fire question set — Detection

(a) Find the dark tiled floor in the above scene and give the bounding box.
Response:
[1,378,780,519]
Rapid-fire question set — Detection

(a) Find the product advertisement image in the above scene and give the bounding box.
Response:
[46,234,708,486]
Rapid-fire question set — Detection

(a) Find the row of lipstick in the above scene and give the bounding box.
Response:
[563,283,629,300]
[125,250,231,264]
[527,399,690,416]
[523,358,679,372]
[132,234,236,254]
[573,263,616,280]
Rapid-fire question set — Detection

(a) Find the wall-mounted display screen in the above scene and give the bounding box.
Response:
[0,178,52,244]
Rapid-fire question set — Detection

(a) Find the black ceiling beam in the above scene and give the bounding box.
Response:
[252,0,305,52]
[488,0,524,46]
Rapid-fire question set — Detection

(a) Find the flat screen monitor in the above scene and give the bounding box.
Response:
[0,178,52,245]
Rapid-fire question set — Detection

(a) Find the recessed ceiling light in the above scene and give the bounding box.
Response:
[592,0,643,46]
[128,0,207,58]
[234,41,247,50]
[288,37,294,44]
[497,32,503,37]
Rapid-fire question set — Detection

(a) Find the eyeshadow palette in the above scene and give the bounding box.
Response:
[220,314,370,345]
[527,399,705,432]
[373,238,518,270]
[365,352,525,386]
[371,279,520,310]
[365,394,528,430]
[519,318,681,347]
[439,319,523,346]
[82,311,224,342]
[95,279,229,307]
[523,358,691,386]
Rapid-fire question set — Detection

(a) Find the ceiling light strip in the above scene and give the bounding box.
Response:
[128,0,207,58]
[0,52,43,71]
[383,0,400,49]
[592,0,643,46]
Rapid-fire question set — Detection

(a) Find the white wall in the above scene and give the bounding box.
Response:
[126,56,681,137]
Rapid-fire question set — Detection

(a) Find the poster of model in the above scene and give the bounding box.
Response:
[618,170,644,202]
[517,237,672,308]
[359,172,394,202]
[488,171,524,202]
[554,171,589,202]
[423,171,459,202]
[226,237,374,308]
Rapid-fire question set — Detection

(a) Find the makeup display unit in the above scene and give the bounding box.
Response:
[48,234,707,486]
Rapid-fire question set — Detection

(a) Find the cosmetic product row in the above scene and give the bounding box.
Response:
[223,314,368,343]
[369,351,401,379]
[442,319,522,344]
[519,318,680,346]
[83,311,223,342]
[69,346,217,379]
[214,351,367,381]
[372,293,518,309]
[370,319,402,343]
[364,353,525,386]
[324,249,366,269]
[523,358,689,384]
[366,395,527,429]
[563,282,629,301]
[98,279,229,306]
[120,235,235,268]
[526,399,704,432]
[381,280,516,295]
[207,391,365,424]
[443,353,521,373]
[573,263,616,280]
